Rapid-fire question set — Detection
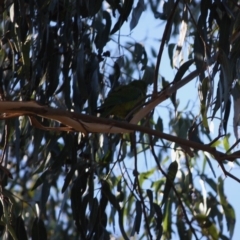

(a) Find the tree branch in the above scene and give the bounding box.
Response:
[0,101,237,165]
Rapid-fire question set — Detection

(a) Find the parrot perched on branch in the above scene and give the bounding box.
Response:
[97,80,147,118]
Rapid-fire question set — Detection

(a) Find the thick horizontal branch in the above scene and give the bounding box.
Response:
[0,101,237,163]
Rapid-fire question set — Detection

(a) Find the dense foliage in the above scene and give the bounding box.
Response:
[0,0,239,239]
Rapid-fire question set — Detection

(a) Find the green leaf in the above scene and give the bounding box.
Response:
[217,177,236,238]
[195,214,219,240]
[194,27,205,81]
[161,161,178,207]
[101,150,113,164]
[162,198,172,239]
[200,77,210,131]
[0,49,6,67]
[139,167,156,185]
[152,179,165,198]
[222,134,231,152]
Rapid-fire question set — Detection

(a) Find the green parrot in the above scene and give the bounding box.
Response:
[97,80,147,118]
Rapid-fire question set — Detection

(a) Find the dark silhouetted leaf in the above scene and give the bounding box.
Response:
[70,174,88,223]
[31,170,49,191]
[218,50,233,111]
[15,216,28,240]
[218,177,236,238]
[177,207,189,240]
[194,26,205,81]
[62,166,76,193]
[130,0,145,31]
[40,180,51,215]
[168,43,175,68]
[111,0,134,34]
[161,161,178,207]
[89,197,99,228]
[171,59,194,109]
[223,98,231,134]
[153,202,163,239]
[95,11,112,54]
[173,59,194,83]
[32,218,47,240]
[101,180,129,240]
[188,122,203,145]
[131,200,142,235]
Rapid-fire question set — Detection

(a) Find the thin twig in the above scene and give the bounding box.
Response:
[226,139,240,154]
[218,161,240,183]
[116,139,139,200]
[105,139,123,181]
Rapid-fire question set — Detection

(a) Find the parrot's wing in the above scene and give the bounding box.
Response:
[98,83,146,117]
